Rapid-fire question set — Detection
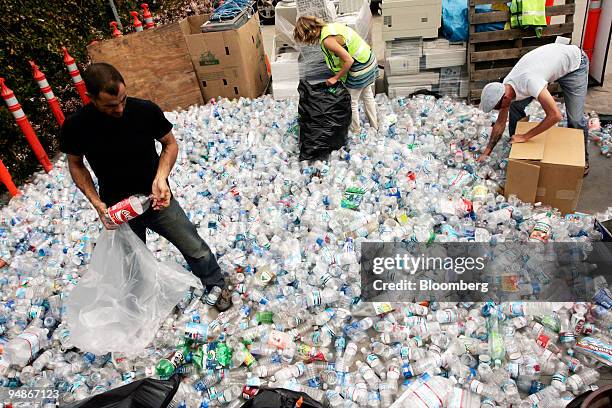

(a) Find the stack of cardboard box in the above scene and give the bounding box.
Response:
[88,12,270,109]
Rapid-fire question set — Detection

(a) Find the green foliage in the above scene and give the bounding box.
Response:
[0,0,212,194]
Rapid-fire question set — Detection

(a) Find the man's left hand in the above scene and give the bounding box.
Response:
[326,77,338,86]
[152,177,171,210]
[511,134,529,144]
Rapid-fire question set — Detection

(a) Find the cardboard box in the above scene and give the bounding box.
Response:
[87,21,203,111]
[179,14,270,101]
[505,122,585,214]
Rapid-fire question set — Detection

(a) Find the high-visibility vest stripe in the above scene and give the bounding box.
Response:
[523,10,545,16]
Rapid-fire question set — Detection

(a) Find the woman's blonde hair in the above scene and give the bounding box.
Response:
[293,16,326,45]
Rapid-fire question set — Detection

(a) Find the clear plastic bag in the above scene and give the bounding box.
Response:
[65,225,202,357]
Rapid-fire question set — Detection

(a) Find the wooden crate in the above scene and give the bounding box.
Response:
[88,21,204,112]
[467,0,576,103]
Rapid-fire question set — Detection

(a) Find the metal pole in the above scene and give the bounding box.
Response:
[109,0,123,30]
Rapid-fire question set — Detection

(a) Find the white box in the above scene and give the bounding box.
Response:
[382,0,442,41]
[386,71,440,86]
[385,38,423,58]
[423,38,450,49]
[385,56,421,76]
[423,46,466,69]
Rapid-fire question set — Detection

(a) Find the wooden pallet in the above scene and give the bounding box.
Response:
[467,0,576,103]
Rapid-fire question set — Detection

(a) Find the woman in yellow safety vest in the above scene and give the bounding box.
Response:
[294,16,379,134]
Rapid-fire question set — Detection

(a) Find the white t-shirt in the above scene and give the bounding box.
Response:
[503,43,582,101]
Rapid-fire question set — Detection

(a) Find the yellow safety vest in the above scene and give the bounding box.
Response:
[510,0,547,37]
[320,23,371,79]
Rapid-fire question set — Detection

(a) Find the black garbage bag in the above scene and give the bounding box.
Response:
[241,387,324,408]
[298,80,351,161]
[63,374,181,408]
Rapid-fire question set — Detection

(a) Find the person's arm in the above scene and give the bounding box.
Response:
[67,154,117,230]
[323,36,354,86]
[477,106,509,162]
[511,88,561,143]
[151,132,178,210]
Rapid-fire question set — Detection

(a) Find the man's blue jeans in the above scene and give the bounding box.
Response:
[509,52,590,160]
[129,198,225,289]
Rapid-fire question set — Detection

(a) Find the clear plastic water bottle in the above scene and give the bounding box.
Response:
[3,327,49,367]
[567,367,600,395]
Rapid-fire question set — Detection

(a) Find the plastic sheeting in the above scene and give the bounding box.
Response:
[65,225,202,357]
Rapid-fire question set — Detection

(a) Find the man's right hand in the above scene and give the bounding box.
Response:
[477,148,492,163]
[93,201,118,230]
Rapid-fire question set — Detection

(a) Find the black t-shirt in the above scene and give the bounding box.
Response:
[60,97,173,206]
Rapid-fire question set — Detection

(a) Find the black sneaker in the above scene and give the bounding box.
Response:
[214,287,233,313]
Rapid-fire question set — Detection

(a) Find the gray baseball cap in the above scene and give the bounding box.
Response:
[479,82,505,113]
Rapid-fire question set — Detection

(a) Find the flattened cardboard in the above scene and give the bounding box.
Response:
[180,14,270,101]
[505,122,585,214]
[87,21,203,111]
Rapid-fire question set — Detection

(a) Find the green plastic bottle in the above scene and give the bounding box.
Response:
[487,311,505,367]
[156,346,187,378]
[215,343,232,367]
[192,345,206,371]
[256,311,274,324]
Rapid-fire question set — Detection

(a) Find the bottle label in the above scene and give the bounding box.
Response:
[309,291,322,307]
[472,185,487,201]
[469,380,483,394]
[107,196,146,225]
[574,337,612,366]
[536,334,550,349]
[184,323,208,343]
[366,354,380,366]
[268,330,290,349]
[507,302,525,317]
[529,220,551,242]
[447,388,464,408]
[373,302,394,315]
[552,373,567,385]
[18,331,41,358]
[411,382,445,408]
[438,309,456,323]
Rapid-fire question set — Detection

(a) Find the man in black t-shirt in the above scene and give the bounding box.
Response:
[60,63,232,312]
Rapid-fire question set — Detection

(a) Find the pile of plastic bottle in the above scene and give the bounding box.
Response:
[0,93,611,408]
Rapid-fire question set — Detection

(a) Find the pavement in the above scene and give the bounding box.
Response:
[262,16,612,216]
